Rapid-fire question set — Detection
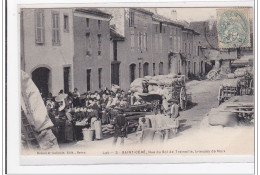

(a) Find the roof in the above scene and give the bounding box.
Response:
[189,21,218,49]
[152,13,200,35]
[74,8,112,18]
[131,8,154,16]
[110,27,125,41]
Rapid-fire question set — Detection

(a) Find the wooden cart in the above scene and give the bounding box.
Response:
[218,79,239,105]
[238,71,254,95]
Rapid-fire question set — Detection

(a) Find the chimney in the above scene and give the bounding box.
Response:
[171,10,177,21]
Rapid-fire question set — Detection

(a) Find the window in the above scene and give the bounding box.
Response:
[159,35,162,53]
[143,62,149,76]
[193,62,196,74]
[159,62,163,75]
[98,68,102,89]
[63,67,71,93]
[129,11,135,27]
[144,33,148,51]
[153,63,156,76]
[35,10,45,44]
[97,34,102,55]
[86,69,91,91]
[178,60,181,74]
[85,33,91,55]
[139,62,142,78]
[188,61,191,73]
[130,64,136,83]
[154,34,159,52]
[138,32,142,50]
[160,22,162,33]
[113,41,117,61]
[86,18,89,28]
[169,36,173,50]
[197,46,200,56]
[98,20,101,30]
[130,31,135,49]
[52,12,60,45]
[63,15,69,32]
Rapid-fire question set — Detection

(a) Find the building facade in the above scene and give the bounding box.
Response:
[21,8,112,96]
[72,9,112,93]
[103,8,203,91]
[21,8,75,97]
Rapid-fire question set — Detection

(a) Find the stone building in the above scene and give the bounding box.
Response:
[20,8,75,97]
[102,8,202,90]
[20,8,112,96]
[72,9,112,93]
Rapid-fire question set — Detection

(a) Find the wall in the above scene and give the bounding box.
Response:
[73,13,111,93]
[22,8,74,95]
[113,8,154,90]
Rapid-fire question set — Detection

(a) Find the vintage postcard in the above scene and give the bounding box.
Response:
[19,6,254,163]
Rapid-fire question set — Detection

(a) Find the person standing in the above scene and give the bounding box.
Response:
[113,111,127,146]
[73,88,80,107]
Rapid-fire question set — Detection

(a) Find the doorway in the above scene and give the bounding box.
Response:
[143,62,149,76]
[129,64,136,83]
[31,67,50,98]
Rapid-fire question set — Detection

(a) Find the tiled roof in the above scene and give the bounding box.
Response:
[131,8,154,15]
[110,27,125,41]
[152,13,200,35]
[74,8,112,18]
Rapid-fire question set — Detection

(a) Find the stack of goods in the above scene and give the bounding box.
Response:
[234,67,253,78]
[130,78,144,94]
[130,73,184,95]
[221,79,240,87]
[206,95,254,127]
[101,124,115,134]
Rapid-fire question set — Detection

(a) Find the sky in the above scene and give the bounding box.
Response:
[155,7,253,22]
[156,8,217,22]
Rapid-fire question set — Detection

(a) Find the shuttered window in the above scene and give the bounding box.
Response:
[144,32,148,51]
[130,31,135,49]
[85,33,91,55]
[35,10,45,44]
[52,12,60,45]
[97,34,102,55]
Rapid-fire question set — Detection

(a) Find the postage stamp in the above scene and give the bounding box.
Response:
[217,8,251,48]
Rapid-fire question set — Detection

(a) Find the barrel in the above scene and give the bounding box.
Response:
[82,128,95,141]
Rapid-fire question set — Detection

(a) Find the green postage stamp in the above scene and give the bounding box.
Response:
[217,8,251,48]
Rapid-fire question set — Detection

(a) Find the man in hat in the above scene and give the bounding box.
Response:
[113,110,127,146]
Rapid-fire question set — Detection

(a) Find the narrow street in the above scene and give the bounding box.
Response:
[178,79,224,131]
[60,79,253,156]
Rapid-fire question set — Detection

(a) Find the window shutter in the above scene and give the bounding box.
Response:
[42,12,45,43]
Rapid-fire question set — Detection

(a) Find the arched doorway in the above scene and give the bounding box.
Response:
[129,64,136,83]
[32,67,51,98]
[143,62,149,76]
[200,61,204,73]
[159,62,164,75]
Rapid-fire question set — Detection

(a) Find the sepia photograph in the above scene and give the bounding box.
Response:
[20,6,254,158]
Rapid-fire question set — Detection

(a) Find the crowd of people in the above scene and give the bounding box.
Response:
[42,84,180,145]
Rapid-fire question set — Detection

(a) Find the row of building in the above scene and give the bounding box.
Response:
[20,8,208,96]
